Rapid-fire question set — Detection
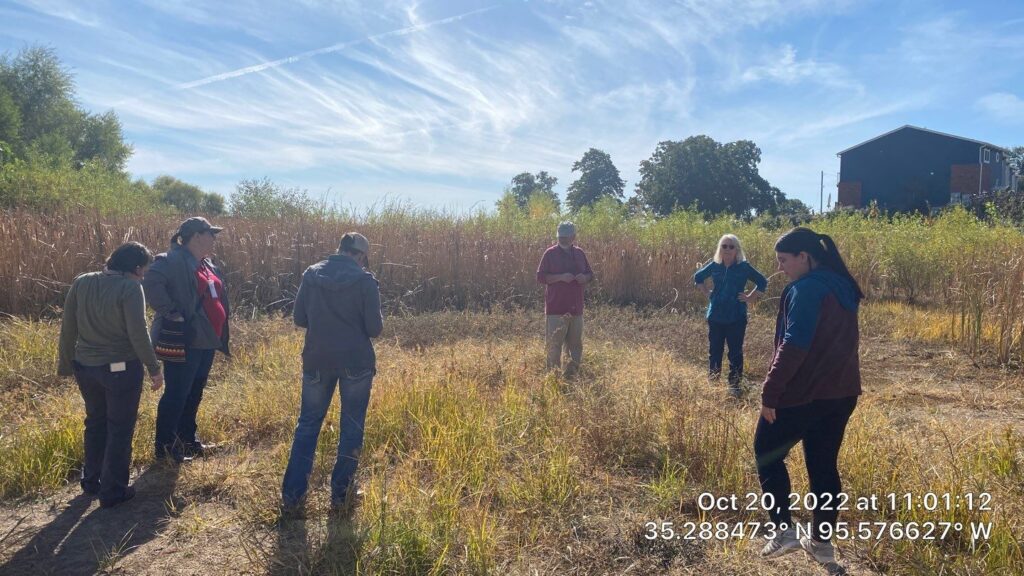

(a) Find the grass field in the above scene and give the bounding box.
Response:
[1,303,1022,575]
[4,205,1024,372]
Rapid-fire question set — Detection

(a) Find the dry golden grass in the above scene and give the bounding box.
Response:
[5,205,1024,370]
[0,305,1022,575]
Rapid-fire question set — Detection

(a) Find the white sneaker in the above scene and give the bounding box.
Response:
[799,535,836,564]
[760,528,800,558]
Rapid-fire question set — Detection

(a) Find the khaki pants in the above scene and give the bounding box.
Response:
[546,314,583,376]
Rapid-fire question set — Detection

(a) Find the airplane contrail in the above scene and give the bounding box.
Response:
[173,5,498,91]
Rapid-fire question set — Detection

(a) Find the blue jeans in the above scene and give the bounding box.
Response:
[708,319,746,386]
[154,347,216,455]
[281,367,374,507]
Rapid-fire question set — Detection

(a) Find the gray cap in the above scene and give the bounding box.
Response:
[172,216,223,244]
[557,221,576,237]
[340,232,370,254]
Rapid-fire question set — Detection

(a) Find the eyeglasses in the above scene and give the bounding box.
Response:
[720,244,736,249]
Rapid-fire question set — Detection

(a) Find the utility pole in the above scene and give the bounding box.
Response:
[820,170,824,213]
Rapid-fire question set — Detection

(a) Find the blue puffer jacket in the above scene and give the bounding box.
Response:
[693,260,768,324]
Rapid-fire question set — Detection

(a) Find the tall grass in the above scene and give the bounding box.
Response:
[2,204,1024,363]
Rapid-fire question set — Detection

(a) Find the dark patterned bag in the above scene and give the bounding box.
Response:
[154,317,187,363]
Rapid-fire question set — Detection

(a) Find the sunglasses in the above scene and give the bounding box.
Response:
[720,244,736,249]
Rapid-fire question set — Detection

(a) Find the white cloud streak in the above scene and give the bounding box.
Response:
[26,0,1014,211]
[976,92,1024,123]
[736,44,861,94]
[172,5,498,90]
[8,0,101,27]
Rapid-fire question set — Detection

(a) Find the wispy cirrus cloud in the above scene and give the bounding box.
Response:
[976,93,1024,123]
[170,5,498,91]
[7,0,102,27]
[734,44,860,94]
[4,0,1022,210]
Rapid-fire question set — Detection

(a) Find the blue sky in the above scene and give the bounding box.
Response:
[2,0,1022,211]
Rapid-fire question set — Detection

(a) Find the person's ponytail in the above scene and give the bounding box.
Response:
[817,234,864,301]
[775,227,864,302]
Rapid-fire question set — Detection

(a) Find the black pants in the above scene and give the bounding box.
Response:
[708,319,746,385]
[74,359,144,502]
[754,396,858,541]
[155,347,215,455]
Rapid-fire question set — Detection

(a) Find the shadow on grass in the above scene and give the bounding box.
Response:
[267,515,361,576]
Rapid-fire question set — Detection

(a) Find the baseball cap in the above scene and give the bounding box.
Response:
[172,217,223,244]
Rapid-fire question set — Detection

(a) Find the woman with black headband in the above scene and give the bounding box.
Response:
[756,227,864,567]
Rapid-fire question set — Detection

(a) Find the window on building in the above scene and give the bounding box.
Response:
[984,149,991,163]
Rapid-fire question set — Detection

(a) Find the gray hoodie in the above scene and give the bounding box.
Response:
[294,254,383,373]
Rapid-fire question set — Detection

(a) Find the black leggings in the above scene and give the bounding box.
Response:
[754,396,857,541]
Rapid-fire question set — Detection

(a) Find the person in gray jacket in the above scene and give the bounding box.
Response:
[281,232,383,513]
[143,217,230,463]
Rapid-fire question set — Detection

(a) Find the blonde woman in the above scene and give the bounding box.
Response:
[693,234,767,397]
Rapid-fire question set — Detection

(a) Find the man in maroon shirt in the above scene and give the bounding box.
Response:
[536,222,593,376]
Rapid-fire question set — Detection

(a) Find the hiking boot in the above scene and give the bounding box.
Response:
[100,486,136,509]
[182,442,215,458]
[278,502,306,523]
[800,536,836,564]
[330,487,365,517]
[156,445,191,465]
[81,480,100,497]
[760,528,800,558]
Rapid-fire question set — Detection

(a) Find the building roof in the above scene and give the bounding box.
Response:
[836,125,1008,156]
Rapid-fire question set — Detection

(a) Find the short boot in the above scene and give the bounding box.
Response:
[727,370,742,397]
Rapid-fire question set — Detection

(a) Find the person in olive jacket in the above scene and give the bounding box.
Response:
[693,233,768,396]
[58,242,164,508]
[143,217,230,463]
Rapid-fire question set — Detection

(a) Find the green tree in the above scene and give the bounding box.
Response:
[0,46,130,171]
[152,175,225,215]
[635,135,779,217]
[566,148,624,211]
[0,84,20,149]
[74,111,131,171]
[760,196,814,227]
[201,192,226,215]
[508,171,560,209]
[1007,146,1023,193]
[230,177,316,219]
[153,175,204,212]
[0,46,76,151]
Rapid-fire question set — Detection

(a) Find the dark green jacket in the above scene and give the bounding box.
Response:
[58,271,161,376]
